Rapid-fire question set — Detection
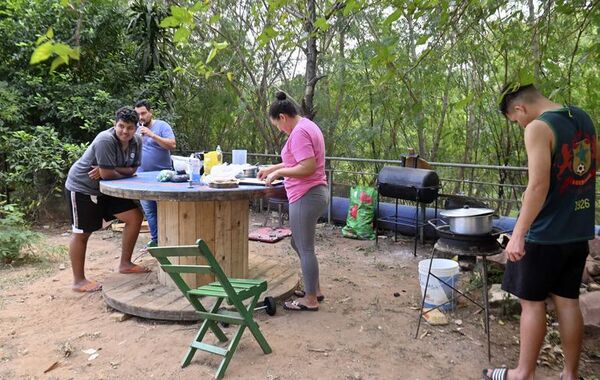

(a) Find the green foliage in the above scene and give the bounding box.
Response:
[30,27,80,71]
[0,81,25,127]
[128,0,177,76]
[2,0,600,221]
[0,126,86,217]
[0,0,161,219]
[158,4,197,44]
[0,198,41,265]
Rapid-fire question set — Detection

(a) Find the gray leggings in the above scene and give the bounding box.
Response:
[289,185,329,295]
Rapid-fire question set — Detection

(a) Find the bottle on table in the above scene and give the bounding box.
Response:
[216,145,223,164]
[203,151,219,175]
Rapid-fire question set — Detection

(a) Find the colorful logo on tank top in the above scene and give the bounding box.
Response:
[573,139,591,176]
[555,131,596,193]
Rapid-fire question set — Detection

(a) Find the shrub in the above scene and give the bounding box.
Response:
[0,198,40,265]
[0,126,87,218]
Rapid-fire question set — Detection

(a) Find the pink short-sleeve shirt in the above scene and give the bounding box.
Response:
[280,117,327,203]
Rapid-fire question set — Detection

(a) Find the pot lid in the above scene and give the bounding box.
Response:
[440,206,494,218]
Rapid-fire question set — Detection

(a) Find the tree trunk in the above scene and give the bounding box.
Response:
[302,0,319,120]
[327,29,346,157]
[453,69,473,195]
[405,12,427,157]
[528,0,541,81]
[430,69,452,162]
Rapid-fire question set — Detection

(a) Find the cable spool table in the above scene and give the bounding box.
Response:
[99,171,298,321]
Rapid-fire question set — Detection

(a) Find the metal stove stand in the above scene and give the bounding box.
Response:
[415,231,502,362]
[375,190,438,256]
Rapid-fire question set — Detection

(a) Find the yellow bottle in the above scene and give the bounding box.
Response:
[204,151,219,175]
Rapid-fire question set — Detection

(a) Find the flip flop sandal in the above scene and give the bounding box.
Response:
[293,290,325,302]
[482,368,507,380]
[283,300,319,312]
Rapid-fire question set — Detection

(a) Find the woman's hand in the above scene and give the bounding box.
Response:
[264,170,280,186]
[258,165,275,180]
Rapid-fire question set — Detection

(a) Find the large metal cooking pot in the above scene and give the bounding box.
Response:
[242,166,258,178]
[439,206,494,235]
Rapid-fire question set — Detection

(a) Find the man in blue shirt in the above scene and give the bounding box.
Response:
[134,100,176,248]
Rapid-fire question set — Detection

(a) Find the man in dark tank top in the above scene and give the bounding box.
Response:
[483,84,597,380]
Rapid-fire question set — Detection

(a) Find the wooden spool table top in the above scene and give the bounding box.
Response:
[99,171,285,201]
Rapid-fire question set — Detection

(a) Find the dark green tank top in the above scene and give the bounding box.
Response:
[526,106,596,243]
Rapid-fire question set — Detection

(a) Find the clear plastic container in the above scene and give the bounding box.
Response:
[188,157,201,182]
[232,149,247,165]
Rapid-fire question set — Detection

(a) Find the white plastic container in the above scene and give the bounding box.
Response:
[232,149,247,165]
[418,259,459,311]
[171,155,189,172]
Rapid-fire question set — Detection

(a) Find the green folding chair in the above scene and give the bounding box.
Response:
[148,239,272,379]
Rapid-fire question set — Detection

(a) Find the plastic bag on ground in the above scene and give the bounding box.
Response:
[342,186,377,240]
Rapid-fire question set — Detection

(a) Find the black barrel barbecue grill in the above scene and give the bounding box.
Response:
[375,166,440,256]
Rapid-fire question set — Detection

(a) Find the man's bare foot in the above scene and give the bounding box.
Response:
[72,280,102,293]
[119,263,151,274]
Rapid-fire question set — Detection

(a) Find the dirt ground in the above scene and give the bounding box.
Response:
[1,214,599,380]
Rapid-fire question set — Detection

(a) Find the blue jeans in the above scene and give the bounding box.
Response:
[140,200,158,243]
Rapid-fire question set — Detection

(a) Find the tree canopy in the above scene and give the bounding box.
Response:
[1,0,599,215]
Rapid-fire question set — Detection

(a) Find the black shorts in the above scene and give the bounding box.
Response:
[66,190,138,233]
[502,241,589,301]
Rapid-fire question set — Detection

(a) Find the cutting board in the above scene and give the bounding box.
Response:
[239,178,283,186]
[208,181,239,189]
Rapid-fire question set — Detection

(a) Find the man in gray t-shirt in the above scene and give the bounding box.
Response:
[65,107,149,293]
[65,126,142,196]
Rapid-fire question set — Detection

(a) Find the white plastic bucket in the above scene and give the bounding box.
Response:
[418,259,459,311]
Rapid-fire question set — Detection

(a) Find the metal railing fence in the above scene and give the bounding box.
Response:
[176,150,600,223]
[243,152,529,217]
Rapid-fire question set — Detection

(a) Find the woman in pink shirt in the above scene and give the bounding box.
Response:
[258,92,328,311]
